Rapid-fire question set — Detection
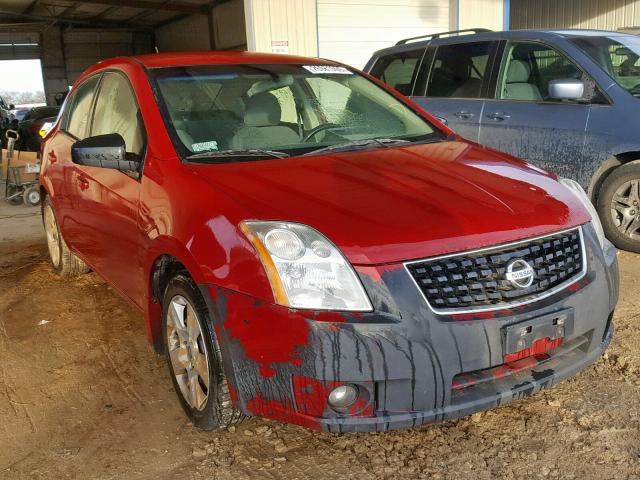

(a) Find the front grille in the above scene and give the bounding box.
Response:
[405,228,585,313]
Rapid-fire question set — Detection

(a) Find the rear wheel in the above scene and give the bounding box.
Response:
[162,274,244,431]
[43,198,90,276]
[23,186,40,206]
[597,162,640,253]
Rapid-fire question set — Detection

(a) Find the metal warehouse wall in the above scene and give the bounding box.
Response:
[458,0,504,31]
[244,0,318,57]
[155,0,247,52]
[63,30,152,85]
[511,0,640,30]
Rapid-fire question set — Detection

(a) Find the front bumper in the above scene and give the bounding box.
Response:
[202,225,619,432]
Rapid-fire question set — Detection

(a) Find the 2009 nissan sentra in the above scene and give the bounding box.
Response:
[39,51,619,432]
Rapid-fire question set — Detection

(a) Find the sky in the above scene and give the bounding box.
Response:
[0,59,45,93]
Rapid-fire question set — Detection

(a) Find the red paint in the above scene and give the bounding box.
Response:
[221,291,309,377]
[452,353,551,391]
[504,337,563,363]
[245,394,321,431]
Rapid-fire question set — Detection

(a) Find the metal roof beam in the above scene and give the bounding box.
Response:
[64,0,207,15]
[0,9,153,30]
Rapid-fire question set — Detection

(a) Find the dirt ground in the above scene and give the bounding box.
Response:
[1,198,639,480]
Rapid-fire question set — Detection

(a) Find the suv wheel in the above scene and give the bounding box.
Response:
[597,162,640,253]
[161,274,245,431]
[43,198,90,276]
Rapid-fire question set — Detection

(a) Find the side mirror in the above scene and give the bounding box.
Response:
[8,104,15,110]
[548,79,585,101]
[71,133,139,171]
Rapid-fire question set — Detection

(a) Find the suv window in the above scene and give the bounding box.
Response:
[64,76,100,139]
[425,42,493,98]
[91,72,145,157]
[572,35,640,95]
[498,42,584,102]
[369,49,425,96]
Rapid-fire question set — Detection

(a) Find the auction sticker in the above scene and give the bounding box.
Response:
[303,65,352,75]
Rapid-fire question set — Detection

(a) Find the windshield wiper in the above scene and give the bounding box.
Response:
[186,149,290,161]
[303,137,411,156]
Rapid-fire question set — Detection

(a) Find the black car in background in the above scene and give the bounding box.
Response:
[18,106,60,151]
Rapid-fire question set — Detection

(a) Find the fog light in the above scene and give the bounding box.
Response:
[327,384,359,411]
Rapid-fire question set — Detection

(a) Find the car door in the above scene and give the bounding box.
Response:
[46,75,101,249]
[410,40,499,142]
[479,40,591,178]
[72,71,147,307]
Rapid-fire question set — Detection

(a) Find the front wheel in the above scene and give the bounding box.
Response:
[597,162,640,253]
[42,198,90,277]
[161,274,245,431]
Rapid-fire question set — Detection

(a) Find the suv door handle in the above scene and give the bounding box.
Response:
[486,112,511,121]
[454,111,474,119]
[47,150,57,163]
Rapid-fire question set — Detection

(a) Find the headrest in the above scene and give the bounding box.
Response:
[244,92,281,127]
[506,60,531,83]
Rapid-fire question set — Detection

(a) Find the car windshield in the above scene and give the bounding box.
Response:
[572,35,640,96]
[150,63,440,161]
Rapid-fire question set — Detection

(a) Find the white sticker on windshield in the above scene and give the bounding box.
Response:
[303,65,352,75]
[192,141,219,152]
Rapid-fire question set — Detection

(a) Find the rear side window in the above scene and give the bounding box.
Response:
[369,49,425,96]
[426,42,494,98]
[63,76,100,139]
[91,72,145,157]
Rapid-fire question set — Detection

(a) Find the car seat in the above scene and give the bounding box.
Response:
[503,60,542,101]
[230,92,300,150]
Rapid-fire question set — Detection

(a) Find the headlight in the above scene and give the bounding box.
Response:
[240,221,372,311]
[559,177,605,249]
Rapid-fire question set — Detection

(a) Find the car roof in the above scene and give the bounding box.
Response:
[370,28,638,58]
[131,51,339,68]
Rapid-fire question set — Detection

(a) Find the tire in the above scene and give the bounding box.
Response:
[42,198,90,277]
[23,186,40,206]
[597,162,640,253]
[161,274,245,431]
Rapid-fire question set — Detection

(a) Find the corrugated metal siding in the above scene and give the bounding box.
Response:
[511,0,640,30]
[0,32,39,60]
[63,30,152,84]
[317,0,450,69]
[458,0,504,31]
[155,15,212,52]
[244,0,318,57]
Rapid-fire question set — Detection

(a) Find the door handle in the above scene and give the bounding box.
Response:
[77,174,89,191]
[486,112,511,121]
[454,111,474,119]
[47,150,57,163]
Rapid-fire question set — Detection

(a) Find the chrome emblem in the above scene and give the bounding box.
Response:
[505,259,535,288]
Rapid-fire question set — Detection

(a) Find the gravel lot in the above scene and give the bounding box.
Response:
[1,200,639,480]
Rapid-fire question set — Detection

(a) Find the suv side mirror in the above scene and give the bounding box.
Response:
[8,104,14,110]
[548,79,585,100]
[71,133,140,171]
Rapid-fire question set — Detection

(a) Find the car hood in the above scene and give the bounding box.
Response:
[189,140,590,265]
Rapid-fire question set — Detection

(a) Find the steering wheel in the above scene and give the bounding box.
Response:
[302,123,341,142]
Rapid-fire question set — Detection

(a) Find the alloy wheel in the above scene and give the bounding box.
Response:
[610,179,640,241]
[166,295,210,411]
[44,205,61,268]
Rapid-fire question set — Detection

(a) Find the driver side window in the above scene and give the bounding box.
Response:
[91,72,145,157]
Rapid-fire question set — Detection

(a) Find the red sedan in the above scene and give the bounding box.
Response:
[40,51,618,432]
